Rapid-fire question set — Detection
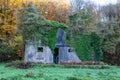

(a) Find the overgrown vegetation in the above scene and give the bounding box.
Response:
[16,2,68,52]
[0,42,18,61]
[0,0,120,65]
[67,14,102,61]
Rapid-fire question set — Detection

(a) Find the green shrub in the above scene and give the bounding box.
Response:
[0,42,14,54]
[0,42,17,62]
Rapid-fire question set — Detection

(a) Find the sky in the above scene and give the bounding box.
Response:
[90,0,117,5]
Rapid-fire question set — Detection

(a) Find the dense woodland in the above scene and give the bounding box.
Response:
[0,0,120,65]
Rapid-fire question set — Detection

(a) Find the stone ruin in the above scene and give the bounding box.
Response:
[54,28,81,63]
[24,28,81,64]
[24,42,53,63]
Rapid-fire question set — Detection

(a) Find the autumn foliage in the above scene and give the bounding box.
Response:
[35,0,70,24]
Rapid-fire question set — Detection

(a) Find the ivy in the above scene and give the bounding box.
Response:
[36,20,68,51]
[90,32,103,61]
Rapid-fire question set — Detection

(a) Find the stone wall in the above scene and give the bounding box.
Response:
[24,44,53,63]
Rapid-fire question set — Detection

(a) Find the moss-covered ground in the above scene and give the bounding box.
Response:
[0,63,120,80]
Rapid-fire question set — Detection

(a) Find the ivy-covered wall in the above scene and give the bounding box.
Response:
[67,13,102,61]
[36,20,68,52]
[66,33,102,61]
[36,15,102,61]
[39,20,103,61]
[90,32,103,61]
[77,35,92,61]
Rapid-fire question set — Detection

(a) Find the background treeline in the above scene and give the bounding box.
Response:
[0,0,120,65]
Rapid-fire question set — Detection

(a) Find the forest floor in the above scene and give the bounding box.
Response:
[0,63,120,80]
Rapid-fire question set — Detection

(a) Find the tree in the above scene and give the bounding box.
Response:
[16,2,41,43]
[96,3,120,54]
[35,0,70,24]
[67,0,103,61]
[0,0,23,61]
[0,0,22,41]
[70,0,85,12]
[16,2,68,52]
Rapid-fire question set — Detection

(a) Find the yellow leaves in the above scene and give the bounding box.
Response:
[0,0,70,41]
[35,0,70,24]
[8,0,70,24]
[14,36,23,43]
[0,0,18,41]
[9,35,23,48]
[9,0,22,8]
[0,24,15,39]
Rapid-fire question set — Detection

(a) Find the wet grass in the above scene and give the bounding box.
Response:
[0,63,120,80]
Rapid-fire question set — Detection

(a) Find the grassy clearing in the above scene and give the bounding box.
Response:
[0,63,120,80]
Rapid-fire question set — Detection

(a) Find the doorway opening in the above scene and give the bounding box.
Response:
[54,48,59,63]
